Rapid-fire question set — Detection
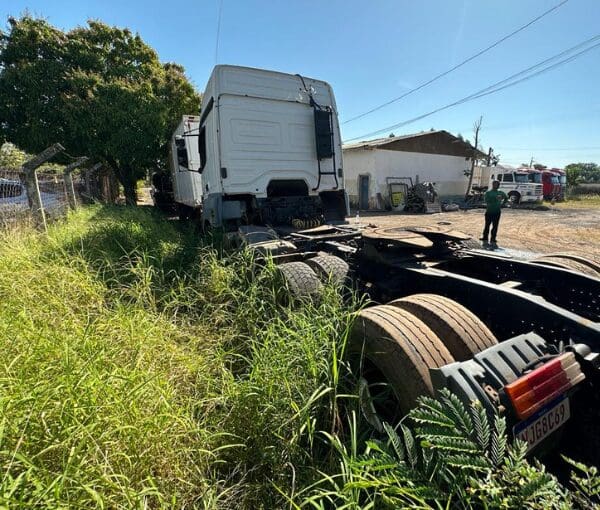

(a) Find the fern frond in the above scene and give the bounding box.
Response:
[400,423,418,470]
[409,398,455,428]
[414,423,470,440]
[421,446,438,480]
[439,389,473,436]
[471,400,491,451]
[490,414,507,467]
[382,421,405,462]
[563,455,600,507]
[444,453,491,472]
[418,434,480,454]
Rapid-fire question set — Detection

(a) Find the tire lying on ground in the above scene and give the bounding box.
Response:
[276,261,322,300]
[532,253,600,278]
[349,305,455,426]
[305,255,349,287]
[389,293,498,361]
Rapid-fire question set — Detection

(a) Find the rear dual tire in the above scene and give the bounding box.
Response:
[348,295,497,429]
[277,262,322,300]
[532,253,600,278]
[350,305,455,418]
[389,294,498,361]
[306,255,350,287]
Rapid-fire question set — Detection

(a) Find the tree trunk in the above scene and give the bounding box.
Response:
[109,159,138,206]
[122,178,138,206]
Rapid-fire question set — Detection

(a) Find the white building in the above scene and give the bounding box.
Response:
[343,131,485,210]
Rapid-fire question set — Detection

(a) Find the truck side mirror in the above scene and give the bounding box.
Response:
[175,137,189,169]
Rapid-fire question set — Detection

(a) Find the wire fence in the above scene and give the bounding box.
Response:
[0,168,29,228]
[0,144,123,232]
[0,167,84,230]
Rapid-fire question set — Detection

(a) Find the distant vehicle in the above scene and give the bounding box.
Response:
[489,166,543,204]
[549,168,567,200]
[0,178,64,218]
[539,170,560,201]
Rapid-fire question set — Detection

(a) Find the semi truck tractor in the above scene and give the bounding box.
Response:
[160,65,600,462]
[165,65,348,229]
[152,115,202,216]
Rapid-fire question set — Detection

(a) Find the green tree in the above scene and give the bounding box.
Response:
[0,142,27,167]
[565,162,600,184]
[0,16,200,204]
[565,165,582,187]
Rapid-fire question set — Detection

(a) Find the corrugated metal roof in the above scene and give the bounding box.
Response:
[343,130,444,150]
[343,129,487,159]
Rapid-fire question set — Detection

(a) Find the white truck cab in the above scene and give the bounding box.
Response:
[169,115,202,211]
[173,65,348,229]
[491,167,543,204]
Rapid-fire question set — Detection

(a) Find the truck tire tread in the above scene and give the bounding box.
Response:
[389,294,498,361]
[306,255,349,286]
[533,254,600,278]
[277,262,322,298]
[350,305,454,413]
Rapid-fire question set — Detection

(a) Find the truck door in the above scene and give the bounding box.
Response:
[359,175,370,210]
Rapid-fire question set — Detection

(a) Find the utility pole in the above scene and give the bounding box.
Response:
[465,116,483,199]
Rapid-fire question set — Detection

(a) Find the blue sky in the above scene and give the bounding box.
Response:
[3,0,599,167]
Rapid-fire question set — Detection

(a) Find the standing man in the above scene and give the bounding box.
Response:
[480,180,507,245]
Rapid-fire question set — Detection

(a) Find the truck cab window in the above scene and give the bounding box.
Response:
[503,173,513,182]
[199,126,207,171]
[197,96,213,173]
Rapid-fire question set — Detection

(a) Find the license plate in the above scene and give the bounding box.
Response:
[513,396,570,451]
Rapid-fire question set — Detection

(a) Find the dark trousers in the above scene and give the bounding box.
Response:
[482,211,501,242]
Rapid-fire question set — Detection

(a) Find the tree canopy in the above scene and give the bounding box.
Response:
[0,16,201,203]
[565,162,600,186]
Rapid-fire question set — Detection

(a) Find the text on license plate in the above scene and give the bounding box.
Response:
[513,396,570,451]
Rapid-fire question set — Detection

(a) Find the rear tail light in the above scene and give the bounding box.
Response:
[504,352,585,420]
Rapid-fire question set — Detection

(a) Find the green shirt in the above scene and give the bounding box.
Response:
[484,189,507,214]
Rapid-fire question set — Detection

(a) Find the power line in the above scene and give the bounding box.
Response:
[342,0,570,125]
[214,0,224,65]
[499,146,600,151]
[344,34,600,143]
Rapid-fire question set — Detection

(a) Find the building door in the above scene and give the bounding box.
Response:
[358,175,369,210]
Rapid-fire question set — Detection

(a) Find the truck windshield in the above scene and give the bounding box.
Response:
[515,174,529,183]
[559,176,566,184]
[551,176,559,184]
[528,173,542,183]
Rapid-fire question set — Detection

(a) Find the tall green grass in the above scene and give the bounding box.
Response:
[1,205,597,509]
[0,206,354,508]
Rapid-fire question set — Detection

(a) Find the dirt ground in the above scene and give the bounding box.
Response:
[349,206,600,260]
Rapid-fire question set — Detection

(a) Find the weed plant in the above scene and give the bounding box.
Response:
[1,205,598,509]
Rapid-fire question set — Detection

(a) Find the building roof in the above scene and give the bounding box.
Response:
[343,130,487,159]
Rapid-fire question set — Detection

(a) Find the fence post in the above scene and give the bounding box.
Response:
[21,143,64,231]
[83,163,102,202]
[63,157,88,210]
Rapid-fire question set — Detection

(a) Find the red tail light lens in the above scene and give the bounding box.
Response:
[504,352,585,420]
